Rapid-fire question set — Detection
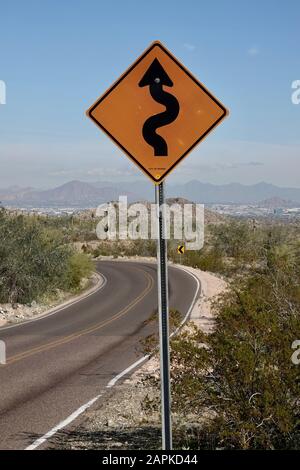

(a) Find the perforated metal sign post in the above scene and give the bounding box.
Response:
[86,40,228,450]
[155,182,172,449]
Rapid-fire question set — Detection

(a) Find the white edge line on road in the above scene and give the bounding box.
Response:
[107,266,200,386]
[25,393,105,450]
[106,354,150,388]
[170,266,200,338]
[25,264,200,450]
[0,273,107,331]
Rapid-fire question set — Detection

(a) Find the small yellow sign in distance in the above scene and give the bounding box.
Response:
[177,245,185,255]
[87,40,228,184]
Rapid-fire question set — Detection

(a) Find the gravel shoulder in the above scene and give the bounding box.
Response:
[0,272,103,328]
[47,258,227,450]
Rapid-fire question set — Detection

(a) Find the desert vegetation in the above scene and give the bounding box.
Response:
[0,209,94,304]
[1,204,299,448]
[142,218,300,449]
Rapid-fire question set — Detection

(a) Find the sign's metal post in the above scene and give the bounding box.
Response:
[87,39,228,452]
[155,181,172,450]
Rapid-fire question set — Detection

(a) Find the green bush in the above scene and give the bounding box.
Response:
[91,239,157,258]
[169,244,224,273]
[0,210,94,303]
[168,243,300,449]
[63,252,94,291]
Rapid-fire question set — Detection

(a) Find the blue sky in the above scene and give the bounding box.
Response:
[0,0,299,188]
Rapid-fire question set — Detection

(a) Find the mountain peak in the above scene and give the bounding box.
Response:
[1,180,300,208]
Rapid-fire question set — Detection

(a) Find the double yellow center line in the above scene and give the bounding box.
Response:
[7,268,154,366]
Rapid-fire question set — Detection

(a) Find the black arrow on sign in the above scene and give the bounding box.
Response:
[177,245,184,254]
[139,58,180,156]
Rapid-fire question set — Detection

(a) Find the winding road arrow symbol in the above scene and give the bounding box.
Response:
[139,58,180,156]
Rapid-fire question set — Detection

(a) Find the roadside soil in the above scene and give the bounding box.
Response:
[0,273,102,327]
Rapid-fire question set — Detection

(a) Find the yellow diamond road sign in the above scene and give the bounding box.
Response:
[87,41,228,184]
[177,245,185,255]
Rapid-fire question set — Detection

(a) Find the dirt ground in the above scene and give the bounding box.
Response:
[0,273,102,327]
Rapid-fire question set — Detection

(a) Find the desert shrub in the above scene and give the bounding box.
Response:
[91,239,157,258]
[209,221,262,265]
[186,248,224,272]
[91,244,112,257]
[0,210,94,303]
[140,229,300,449]
[126,239,157,257]
[63,252,94,291]
[168,243,300,449]
[169,244,224,273]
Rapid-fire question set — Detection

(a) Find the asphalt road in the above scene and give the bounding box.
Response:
[0,261,199,450]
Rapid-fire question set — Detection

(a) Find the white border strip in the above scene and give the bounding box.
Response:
[26,393,105,450]
[0,273,106,331]
[106,355,150,388]
[25,264,200,450]
[170,266,200,338]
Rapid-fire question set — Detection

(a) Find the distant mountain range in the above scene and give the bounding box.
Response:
[1,180,300,208]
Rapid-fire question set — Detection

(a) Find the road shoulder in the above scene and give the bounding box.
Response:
[0,272,104,329]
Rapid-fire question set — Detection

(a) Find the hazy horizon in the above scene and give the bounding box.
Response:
[1,178,300,192]
[0,1,299,188]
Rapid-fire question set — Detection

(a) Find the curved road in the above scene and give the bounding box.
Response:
[0,261,199,450]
